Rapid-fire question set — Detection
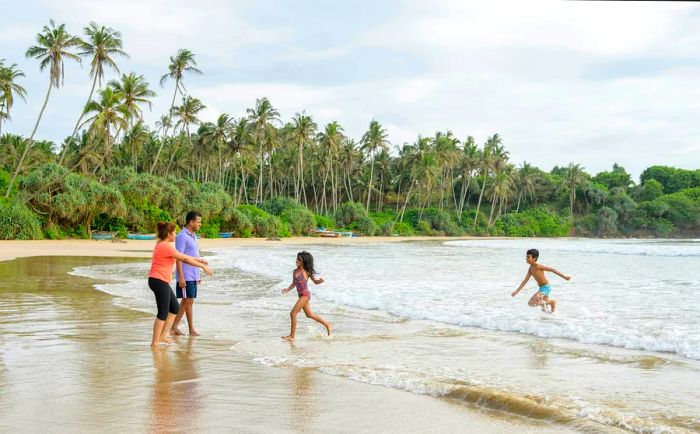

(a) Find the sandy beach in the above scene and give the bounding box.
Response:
[0,238,579,433]
[0,236,475,262]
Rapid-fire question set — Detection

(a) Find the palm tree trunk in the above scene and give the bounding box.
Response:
[399,180,415,222]
[6,80,53,198]
[487,190,497,228]
[473,175,486,228]
[366,155,375,212]
[458,174,471,222]
[150,79,179,174]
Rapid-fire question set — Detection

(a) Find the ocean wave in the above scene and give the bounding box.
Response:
[444,239,700,257]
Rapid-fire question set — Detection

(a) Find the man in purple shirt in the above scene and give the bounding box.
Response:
[171,211,206,336]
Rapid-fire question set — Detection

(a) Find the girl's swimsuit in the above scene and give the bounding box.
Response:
[294,270,311,298]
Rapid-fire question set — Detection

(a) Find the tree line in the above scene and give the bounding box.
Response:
[1,20,699,240]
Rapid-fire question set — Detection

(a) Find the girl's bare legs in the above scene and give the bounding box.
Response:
[282,296,309,341]
[303,303,332,336]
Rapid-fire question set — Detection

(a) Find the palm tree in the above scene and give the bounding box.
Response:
[109,73,156,127]
[564,162,587,214]
[79,87,129,173]
[200,113,234,183]
[290,112,317,205]
[318,121,344,213]
[171,96,205,178]
[6,20,82,198]
[0,60,28,136]
[121,121,152,171]
[246,97,280,202]
[61,22,128,165]
[360,119,390,212]
[457,136,478,220]
[515,162,538,212]
[340,138,361,202]
[433,130,460,210]
[486,142,510,227]
[151,49,202,173]
[473,136,495,228]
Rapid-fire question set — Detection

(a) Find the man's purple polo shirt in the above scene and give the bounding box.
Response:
[175,228,200,282]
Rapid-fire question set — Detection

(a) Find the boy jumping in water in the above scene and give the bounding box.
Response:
[511,248,571,313]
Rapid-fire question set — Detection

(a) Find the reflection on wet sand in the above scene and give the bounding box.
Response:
[150,338,201,433]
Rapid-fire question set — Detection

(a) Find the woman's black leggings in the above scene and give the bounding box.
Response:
[148,277,180,320]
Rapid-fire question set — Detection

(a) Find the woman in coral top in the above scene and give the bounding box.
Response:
[149,222,212,348]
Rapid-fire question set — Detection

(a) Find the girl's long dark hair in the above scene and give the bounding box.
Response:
[297,251,317,277]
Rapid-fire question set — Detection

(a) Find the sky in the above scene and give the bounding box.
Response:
[2,0,700,179]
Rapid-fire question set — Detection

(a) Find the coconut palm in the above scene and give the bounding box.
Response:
[290,112,317,205]
[432,130,460,210]
[457,136,478,220]
[79,87,129,173]
[61,22,128,165]
[564,162,587,214]
[515,162,538,212]
[318,121,344,213]
[6,20,82,198]
[246,97,280,202]
[360,119,390,212]
[0,60,28,136]
[200,113,234,183]
[151,49,202,173]
[170,96,205,178]
[108,73,156,127]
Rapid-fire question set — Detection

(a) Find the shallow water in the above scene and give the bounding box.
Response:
[67,238,700,433]
[0,256,573,433]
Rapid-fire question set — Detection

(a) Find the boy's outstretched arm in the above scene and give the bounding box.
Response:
[512,271,531,297]
[540,265,571,281]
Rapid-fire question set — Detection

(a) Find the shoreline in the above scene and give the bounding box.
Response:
[0,235,480,262]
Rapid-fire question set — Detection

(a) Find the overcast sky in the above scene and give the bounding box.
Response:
[2,0,700,179]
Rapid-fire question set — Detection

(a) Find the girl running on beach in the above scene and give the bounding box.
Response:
[281,251,332,341]
[148,222,212,348]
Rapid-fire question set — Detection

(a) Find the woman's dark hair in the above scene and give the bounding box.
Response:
[185,211,201,225]
[297,251,317,277]
[526,248,539,260]
[157,222,177,241]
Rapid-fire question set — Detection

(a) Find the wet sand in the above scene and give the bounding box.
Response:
[0,255,571,433]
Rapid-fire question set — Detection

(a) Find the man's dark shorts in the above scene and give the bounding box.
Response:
[176,281,197,299]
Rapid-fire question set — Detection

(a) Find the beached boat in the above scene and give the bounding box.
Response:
[126,233,156,240]
[91,232,113,240]
[218,232,232,238]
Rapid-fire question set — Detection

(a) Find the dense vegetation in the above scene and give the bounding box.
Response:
[1,21,698,240]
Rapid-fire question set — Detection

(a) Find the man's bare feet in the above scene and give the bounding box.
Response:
[281,335,295,341]
[171,328,185,336]
[189,330,200,337]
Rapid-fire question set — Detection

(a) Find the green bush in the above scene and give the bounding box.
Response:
[654,219,674,237]
[496,208,571,237]
[259,196,300,216]
[355,215,377,236]
[378,220,395,236]
[199,220,221,239]
[225,209,253,237]
[393,221,415,236]
[597,206,618,236]
[238,204,268,220]
[314,214,335,229]
[335,202,367,227]
[0,201,43,240]
[280,207,315,235]
[415,219,433,235]
[252,214,281,238]
[279,222,292,238]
